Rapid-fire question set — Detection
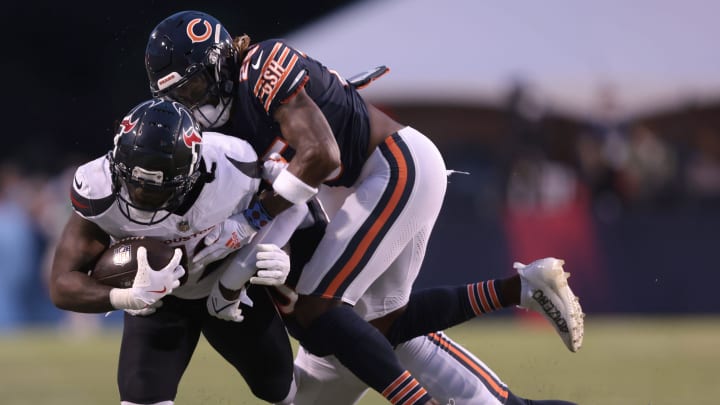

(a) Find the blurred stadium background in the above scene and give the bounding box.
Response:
[2,1,719,404]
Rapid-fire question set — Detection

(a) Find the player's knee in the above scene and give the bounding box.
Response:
[290,297,347,357]
[271,377,297,405]
[247,375,295,404]
[293,295,342,328]
[118,370,175,405]
[369,306,407,339]
[294,305,362,357]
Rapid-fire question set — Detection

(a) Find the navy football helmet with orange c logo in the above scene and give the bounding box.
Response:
[145,10,237,129]
[109,99,204,225]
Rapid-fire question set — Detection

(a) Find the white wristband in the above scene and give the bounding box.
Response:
[272,169,318,205]
[109,288,144,310]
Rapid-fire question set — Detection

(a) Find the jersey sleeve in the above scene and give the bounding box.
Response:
[241,40,310,115]
[200,133,262,213]
[70,156,116,218]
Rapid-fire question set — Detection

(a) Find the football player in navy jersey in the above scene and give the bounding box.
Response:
[145,10,583,405]
[49,99,306,405]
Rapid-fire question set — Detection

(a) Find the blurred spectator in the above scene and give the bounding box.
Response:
[575,126,624,221]
[503,150,609,312]
[0,164,39,332]
[31,165,103,335]
[685,126,720,206]
[575,85,631,221]
[505,150,578,212]
[619,124,678,207]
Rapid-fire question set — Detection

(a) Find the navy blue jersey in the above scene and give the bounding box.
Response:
[227,39,370,187]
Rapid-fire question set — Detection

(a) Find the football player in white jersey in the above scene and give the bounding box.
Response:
[49,99,304,405]
[145,10,583,405]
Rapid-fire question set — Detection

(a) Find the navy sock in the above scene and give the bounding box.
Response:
[385,280,508,345]
[300,305,432,404]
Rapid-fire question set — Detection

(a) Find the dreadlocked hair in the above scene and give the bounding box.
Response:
[233,35,252,55]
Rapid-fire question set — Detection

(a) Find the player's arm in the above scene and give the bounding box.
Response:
[49,212,113,313]
[258,88,340,216]
[208,203,308,319]
[50,212,184,313]
[275,87,340,186]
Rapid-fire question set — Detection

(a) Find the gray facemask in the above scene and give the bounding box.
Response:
[193,97,233,129]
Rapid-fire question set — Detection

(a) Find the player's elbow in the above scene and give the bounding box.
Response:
[313,145,341,176]
[297,142,341,178]
[49,283,69,310]
[48,276,77,311]
[49,286,70,310]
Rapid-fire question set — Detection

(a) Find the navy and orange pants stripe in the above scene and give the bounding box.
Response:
[313,133,416,298]
[426,332,509,403]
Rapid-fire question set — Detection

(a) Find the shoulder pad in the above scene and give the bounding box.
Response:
[70,157,116,217]
[241,40,308,113]
[201,133,261,179]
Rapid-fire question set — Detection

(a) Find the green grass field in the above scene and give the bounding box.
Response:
[1,315,718,404]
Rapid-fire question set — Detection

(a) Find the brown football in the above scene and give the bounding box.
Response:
[90,237,184,288]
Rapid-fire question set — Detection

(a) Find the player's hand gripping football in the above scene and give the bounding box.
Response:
[207,282,253,322]
[249,244,291,286]
[192,214,257,268]
[109,247,185,310]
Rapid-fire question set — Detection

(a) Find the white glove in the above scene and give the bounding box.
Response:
[249,244,291,286]
[109,247,184,310]
[206,282,253,322]
[125,299,163,316]
[262,153,288,183]
[192,214,257,268]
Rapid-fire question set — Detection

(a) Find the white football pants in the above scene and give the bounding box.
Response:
[293,331,509,405]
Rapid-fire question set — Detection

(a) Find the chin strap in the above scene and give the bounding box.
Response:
[201,161,217,183]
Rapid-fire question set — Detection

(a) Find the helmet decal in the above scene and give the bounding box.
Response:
[157,72,182,91]
[179,103,203,177]
[182,125,202,149]
[187,18,212,43]
[112,115,139,158]
[119,116,138,134]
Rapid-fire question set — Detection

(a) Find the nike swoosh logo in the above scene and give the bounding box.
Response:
[251,50,264,70]
[225,155,262,178]
[148,287,167,294]
[211,297,235,313]
[74,176,83,189]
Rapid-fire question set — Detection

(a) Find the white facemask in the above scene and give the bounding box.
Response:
[193,96,233,129]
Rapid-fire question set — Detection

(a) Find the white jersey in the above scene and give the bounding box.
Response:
[71,132,261,299]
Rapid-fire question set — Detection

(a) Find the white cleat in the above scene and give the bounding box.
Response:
[515,258,584,352]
